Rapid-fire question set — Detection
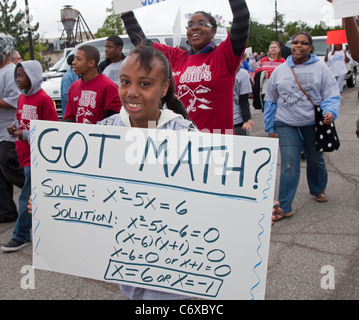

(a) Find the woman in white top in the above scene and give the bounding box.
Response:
[324,44,350,93]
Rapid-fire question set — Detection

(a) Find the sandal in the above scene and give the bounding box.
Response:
[273,211,292,222]
[315,190,327,202]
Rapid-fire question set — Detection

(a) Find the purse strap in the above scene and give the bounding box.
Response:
[290,67,315,108]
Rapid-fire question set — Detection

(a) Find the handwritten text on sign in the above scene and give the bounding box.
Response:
[31,121,278,300]
[113,0,168,15]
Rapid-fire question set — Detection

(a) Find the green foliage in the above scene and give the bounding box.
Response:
[94,1,125,38]
[248,19,277,53]
[247,14,343,53]
[0,0,49,69]
[0,0,25,39]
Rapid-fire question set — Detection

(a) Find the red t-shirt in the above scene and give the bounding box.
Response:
[154,33,242,133]
[64,74,122,124]
[16,88,59,167]
[255,56,286,78]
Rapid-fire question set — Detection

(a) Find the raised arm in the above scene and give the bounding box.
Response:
[121,11,150,47]
[343,17,359,62]
[229,0,250,56]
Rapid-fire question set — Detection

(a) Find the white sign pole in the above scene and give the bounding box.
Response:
[31,121,278,300]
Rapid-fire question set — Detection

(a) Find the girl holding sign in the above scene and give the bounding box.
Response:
[98,44,196,300]
[121,0,250,134]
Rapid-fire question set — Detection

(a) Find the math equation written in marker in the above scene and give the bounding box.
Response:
[42,176,230,297]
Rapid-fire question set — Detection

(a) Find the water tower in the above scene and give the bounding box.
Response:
[60,5,94,46]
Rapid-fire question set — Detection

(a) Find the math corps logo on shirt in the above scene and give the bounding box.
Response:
[177,64,213,113]
[76,90,97,124]
[20,104,38,130]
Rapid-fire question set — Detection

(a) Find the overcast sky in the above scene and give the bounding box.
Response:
[17,0,339,39]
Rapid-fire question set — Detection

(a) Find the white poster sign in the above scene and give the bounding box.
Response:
[114,0,169,15]
[332,0,359,19]
[31,121,278,300]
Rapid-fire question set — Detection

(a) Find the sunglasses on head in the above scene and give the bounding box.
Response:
[292,40,311,46]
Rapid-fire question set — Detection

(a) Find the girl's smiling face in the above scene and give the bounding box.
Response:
[119,53,170,128]
[186,12,216,53]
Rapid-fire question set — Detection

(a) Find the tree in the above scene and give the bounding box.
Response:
[247,19,276,53]
[0,0,48,67]
[95,0,125,38]
[0,0,25,40]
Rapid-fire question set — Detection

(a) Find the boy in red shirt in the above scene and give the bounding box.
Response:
[1,60,59,252]
[64,45,122,124]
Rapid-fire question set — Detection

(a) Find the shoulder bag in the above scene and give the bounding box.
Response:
[290,67,340,152]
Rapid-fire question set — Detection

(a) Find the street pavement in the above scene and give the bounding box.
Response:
[0,85,358,301]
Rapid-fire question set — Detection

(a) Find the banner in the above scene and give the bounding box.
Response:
[114,0,169,15]
[326,30,347,45]
[332,0,359,19]
[31,121,278,300]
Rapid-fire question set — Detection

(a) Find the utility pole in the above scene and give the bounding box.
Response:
[274,0,278,41]
[24,0,34,60]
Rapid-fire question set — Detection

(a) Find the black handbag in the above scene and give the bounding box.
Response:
[291,68,340,152]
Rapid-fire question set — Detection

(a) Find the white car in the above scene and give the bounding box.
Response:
[42,47,74,82]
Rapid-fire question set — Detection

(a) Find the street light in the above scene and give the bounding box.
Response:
[24,0,34,60]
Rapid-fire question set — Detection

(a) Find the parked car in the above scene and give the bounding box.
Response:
[42,47,74,81]
[286,36,358,88]
[42,31,228,119]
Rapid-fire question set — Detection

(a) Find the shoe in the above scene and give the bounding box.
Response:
[315,190,327,202]
[273,211,292,222]
[1,238,30,252]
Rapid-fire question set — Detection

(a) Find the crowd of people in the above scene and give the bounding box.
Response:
[0,0,358,300]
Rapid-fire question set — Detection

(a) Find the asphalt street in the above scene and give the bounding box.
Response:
[0,84,358,301]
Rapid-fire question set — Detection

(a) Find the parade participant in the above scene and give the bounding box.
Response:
[233,67,254,135]
[100,35,126,84]
[253,41,285,111]
[0,33,24,223]
[120,0,250,133]
[1,60,58,252]
[60,54,78,118]
[255,41,285,79]
[10,50,22,64]
[98,43,196,299]
[264,31,341,221]
[63,45,121,124]
[324,44,350,93]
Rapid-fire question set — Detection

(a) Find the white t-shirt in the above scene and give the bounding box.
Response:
[327,50,348,77]
[102,60,123,84]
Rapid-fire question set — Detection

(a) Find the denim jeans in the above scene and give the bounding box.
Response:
[275,121,328,214]
[13,166,32,243]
